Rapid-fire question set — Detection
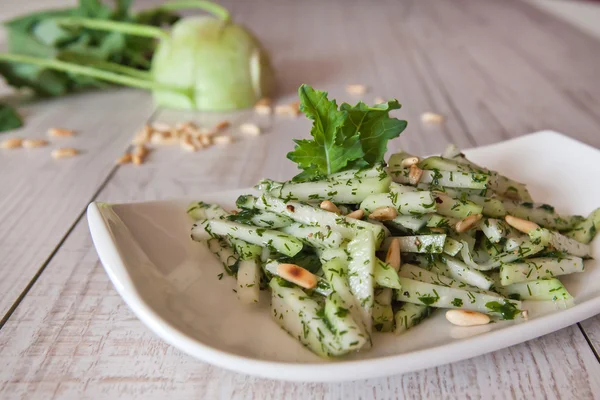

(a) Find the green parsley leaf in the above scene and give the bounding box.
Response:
[287,84,364,178]
[340,99,407,166]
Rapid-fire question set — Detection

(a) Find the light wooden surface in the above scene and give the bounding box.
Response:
[1,0,600,398]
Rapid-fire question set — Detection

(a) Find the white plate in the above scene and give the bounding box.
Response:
[87,130,600,382]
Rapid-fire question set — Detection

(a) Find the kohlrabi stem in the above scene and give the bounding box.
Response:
[159,1,231,22]
[55,17,170,40]
[71,59,152,80]
[0,53,180,93]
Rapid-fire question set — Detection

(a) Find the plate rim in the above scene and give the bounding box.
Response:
[87,130,600,382]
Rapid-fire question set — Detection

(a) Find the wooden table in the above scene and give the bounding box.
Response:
[2,0,600,398]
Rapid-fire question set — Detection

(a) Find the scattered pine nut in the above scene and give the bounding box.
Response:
[346,84,367,95]
[320,200,341,214]
[275,102,300,117]
[421,112,445,124]
[176,121,197,132]
[132,125,152,145]
[151,122,171,132]
[385,238,401,270]
[401,156,420,168]
[180,135,197,152]
[254,98,272,115]
[116,153,132,164]
[445,310,490,327]
[22,139,49,148]
[505,215,540,234]
[51,147,79,159]
[48,128,75,138]
[408,164,423,185]
[240,123,261,136]
[1,137,23,149]
[215,120,230,131]
[521,310,529,320]
[133,144,148,158]
[455,214,483,233]
[150,132,178,146]
[374,97,385,104]
[132,154,144,165]
[346,209,364,220]
[213,135,233,145]
[276,263,317,289]
[199,135,212,147]
[369,206,398,221]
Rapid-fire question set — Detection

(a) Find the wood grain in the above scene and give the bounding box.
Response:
[1,0,600,398]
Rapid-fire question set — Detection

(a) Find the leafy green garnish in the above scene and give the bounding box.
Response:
[287,84,407,180]
[0,103,23,132]
[485,300,521,320]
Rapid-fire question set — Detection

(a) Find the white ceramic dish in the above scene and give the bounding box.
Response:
[88,130,600,382]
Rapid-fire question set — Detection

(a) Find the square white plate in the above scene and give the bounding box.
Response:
[88,130,600,382]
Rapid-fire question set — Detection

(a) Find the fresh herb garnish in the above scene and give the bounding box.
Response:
[0,103,23,132]
[287,84,407,180]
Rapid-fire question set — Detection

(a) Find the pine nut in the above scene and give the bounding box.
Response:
[213,135,233,145]
[421,112,444,124]
[445,310,490,327]
[346,84,367,95]
[176,121,197,132]
[320,200,341,214]
[429,227,446,234]
[385,238,401,270]
[116,153,132,164]
[132,125,152,145]
[240,123,261,136]
[199,135,212,147]
[22,139,49,148]
[255,98,272,115]
[150,132,177,146]
[51,147,79,159]
[132,154,144,165]
[275,102,300,117]
[1,137,23,149]
[408,164,423,185]
[151,122,171,132]
[455,214,483,233]
[401,156,420,168]
[505,215,540,234]
[215,120,230,131]
[48,128,75,137]
[276,263,317,289]
[180,135,197,152]
[369,206,398,221]
[346,209,364,220]
[133,145,148,158]
[521,310,529,320]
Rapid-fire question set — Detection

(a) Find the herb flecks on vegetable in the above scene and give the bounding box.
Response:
[287,84,407,180]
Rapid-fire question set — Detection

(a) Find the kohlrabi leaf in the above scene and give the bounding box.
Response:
[0,103,23,133]
[340,100,407,165]
[287,84,364,178]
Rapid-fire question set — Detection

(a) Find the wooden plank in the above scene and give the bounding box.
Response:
[0,212,599,399]
[580,316,600,358]
[0,90,155,320]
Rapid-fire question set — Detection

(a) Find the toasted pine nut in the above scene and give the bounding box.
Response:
[445,310,490,327]
[116,153,132,164]
[151,122,171,132]
[346,209,364,220]
[373,97,385,104]
[275,102,300,117]
[176,121,197,132]
[455,214,483,233]
[276,263,317,289]
[180,135,197,152]
[240,123,261,136]
[505,215,540,234]
[1,137,23,149]
[385,238,401,271]
[401,156,420,168]
[256,98,272,106]
[369,206,398,221]
[521,310,529,320]
[199,135,212,147]
[213,135,233,145]
[320,200,341,214]
[215,120,230,131]
[22,139,48,148]
[346,84,367,95]
[421,112,445,124]
[150,132,177,146]
[133,145,148,158]
[132,154,143,165]
[408,164,423,185]
[51,147,78,159]
[132,125,152,145]
[254,104,272,115]
[48,128,75,138]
